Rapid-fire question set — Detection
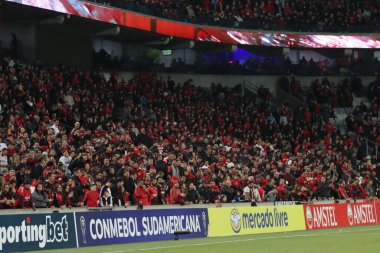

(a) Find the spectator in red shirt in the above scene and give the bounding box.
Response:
[55,184,64,207]
[43,161,55,178]
[170,183,185,205]
[338,181,349,200]
[134,180,150,205]
[147,179,159,205]
[17,181,33,209]
[83,183,100,207]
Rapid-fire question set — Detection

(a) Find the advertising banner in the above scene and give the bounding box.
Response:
[304,202,378,230]
[0,212,77,252]
[208,206,305,237]
[375,200,380,223]
[75,208,208,247]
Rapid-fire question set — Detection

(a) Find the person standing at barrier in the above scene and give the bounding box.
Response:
[123,170,135,204]
[32,183,50,208]
[0,183,15,209]
[147,179,159,205]
[55,184,64,207]
[83,183,100,207]
[170,182,186,205]
[134,180,150,205]
[101,187,113,207]
[17,180,33,208]
[100,179,115,202]
[114,178,130,207]
[244,181,262,203]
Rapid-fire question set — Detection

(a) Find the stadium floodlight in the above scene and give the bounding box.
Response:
[206,44,237,53]
[145,37,171,46]
[38,15,65,24]
[95,27,120,36]
[170,41,195,49]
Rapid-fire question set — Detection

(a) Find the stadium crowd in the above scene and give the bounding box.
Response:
[280,74,380,145]
[86,0,380,32]
[0,51,380,210]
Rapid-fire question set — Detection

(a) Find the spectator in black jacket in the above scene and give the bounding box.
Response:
[0,184,15,209]
[67,177,84,207]
[186,183,200,204]
[16,166,33,187]
[220,180,236,202]
[154,155,168,179]
[122,170,135,203]
[135,128,153,148]
[315,177,332,199]
[199,182,215,203]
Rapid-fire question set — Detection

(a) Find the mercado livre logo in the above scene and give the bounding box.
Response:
[230,207,290,233]
[230,209,242,233]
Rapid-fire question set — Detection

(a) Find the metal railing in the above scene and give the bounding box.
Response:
[242,80,259,96]
[363,137,379,160]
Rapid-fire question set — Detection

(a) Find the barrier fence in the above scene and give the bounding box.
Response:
[0,201,379,252]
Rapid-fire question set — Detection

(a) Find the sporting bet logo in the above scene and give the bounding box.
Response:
[0,215,69,250]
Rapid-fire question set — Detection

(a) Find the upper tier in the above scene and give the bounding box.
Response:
[5,0,380,48]
[84,0,380,34]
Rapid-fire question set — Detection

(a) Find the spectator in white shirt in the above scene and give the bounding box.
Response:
[243,181,262,202]
[59,151,72,175]
[0,148,9,174]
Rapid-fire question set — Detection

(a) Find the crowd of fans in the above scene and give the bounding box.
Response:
[280,74,380,154]
[0,49,380,210]
[87,0,380,32]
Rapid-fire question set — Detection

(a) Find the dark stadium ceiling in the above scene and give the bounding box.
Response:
[1,1,373,54]
[0,1,243,51]
[0,2,161,41]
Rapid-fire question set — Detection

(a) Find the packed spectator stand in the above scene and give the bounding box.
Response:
[0,46,380,210]
[86,0,380,33]
[280,74,380,153]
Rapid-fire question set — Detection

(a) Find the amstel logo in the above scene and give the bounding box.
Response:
[306,206,313,229]
[230,208,241,233]
[347,204,353,226]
